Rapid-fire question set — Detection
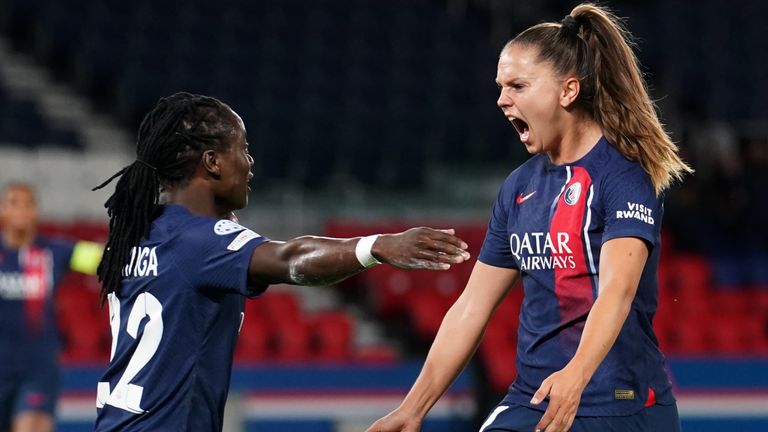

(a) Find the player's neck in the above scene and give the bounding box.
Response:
[2,228,34,249]
[547,118,603,165]
[160,187,229,220]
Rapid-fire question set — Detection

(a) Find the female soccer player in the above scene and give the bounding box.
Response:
[0,183,101,432]
[91,92,471,431]
[367,4,692,432]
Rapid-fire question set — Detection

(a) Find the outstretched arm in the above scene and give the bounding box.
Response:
[531,237,649,432]
[247,227,471,287]
[367,261,520,432]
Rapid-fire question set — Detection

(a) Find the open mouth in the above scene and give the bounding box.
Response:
[510,117,530,142]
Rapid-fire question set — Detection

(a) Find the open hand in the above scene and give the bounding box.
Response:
[365,408,422,432]
[374,227,470,270]
[530,366,588,432]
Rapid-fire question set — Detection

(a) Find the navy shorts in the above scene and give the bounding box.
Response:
[0,362,60,429]
[479,402,681,432]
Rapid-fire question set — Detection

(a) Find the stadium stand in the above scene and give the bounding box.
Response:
[0,80,83,149]
[1,0,766,430]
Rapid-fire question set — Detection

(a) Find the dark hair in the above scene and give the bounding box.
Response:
[506,3,692,194]
[93,92,237,303]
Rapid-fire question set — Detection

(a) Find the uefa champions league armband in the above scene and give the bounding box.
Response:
[70,241,104,275]
[355,235,382,268]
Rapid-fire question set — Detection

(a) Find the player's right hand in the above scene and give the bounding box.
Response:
[373,227,470,270]
[365,408,422,432]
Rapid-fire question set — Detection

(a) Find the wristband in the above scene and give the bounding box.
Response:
[355,234,382,268]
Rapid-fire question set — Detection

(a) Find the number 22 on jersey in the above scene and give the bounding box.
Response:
[96,292,164,413]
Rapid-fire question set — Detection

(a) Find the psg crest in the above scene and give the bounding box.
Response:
[564,182,582,206]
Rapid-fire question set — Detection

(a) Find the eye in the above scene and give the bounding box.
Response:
[512,83,525,90]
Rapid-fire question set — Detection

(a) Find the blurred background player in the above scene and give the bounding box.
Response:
[0,183,101,432]
[91,92,470,431]
[368,4,692,432]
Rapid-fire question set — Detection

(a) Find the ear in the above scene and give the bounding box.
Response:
[201,149,222,179]
[560,77,580,108]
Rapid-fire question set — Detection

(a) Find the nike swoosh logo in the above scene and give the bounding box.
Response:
[516,191,536,204]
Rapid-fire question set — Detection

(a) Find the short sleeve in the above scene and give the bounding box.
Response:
[601,165,662,248]
[186,219,270,298]
[42,239,75,274]
[478,180,518,269]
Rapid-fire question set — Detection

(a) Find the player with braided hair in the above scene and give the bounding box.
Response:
[93,92,470,431]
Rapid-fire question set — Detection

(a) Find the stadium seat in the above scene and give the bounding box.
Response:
[235,312,272,362]
[405,289,451,342]
[271,318,311,362]
[480,341,517,395]
[310,311,353,361]
[355,344,400,364]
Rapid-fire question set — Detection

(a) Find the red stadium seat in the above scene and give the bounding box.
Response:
[261,291,301,322]
[355,344,400,364]
[481,342,517,395]
[405,289,452,341]
[368,266,415,317]
[235,312,272,362]
[662,318,710,355]
[670,254,712,299]
[271,318,311,361]
[311,311,354,361]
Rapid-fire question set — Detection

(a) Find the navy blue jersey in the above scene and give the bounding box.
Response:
[479,137,674,416]
[0,237,74,373]
[94,205,269,431]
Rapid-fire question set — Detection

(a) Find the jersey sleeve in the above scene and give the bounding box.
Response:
[601,164,662,248]
[478,178,518,269]
[186,219,270,298]
[47,239,76,273]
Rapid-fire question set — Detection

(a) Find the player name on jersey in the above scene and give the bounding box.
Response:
[122,247,159,278]
[509,232,577,271]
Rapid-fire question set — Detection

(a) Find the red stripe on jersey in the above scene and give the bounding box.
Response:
[645,387,657,407]
[550,167,594,323]
[22,246,52,333]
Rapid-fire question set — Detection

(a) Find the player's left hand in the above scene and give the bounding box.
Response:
[530,365,588,432]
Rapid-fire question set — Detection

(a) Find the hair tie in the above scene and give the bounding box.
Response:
[561,15,580,34]
[134,159,158,172]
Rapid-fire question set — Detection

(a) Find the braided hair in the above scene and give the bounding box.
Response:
[93,92,238,303]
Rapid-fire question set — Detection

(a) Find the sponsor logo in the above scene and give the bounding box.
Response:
[214,220,246,236]
[0,271,47,299]
[509,232,576,270]
[615,202,654,225]
[516,191,536,204]
[564,182,582,206]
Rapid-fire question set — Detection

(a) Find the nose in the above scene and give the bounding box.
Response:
[497,88,512,110]
[246,152,254,167]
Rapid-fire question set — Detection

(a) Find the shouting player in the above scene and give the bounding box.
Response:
[91,92,471,431]
[0,183,102,432]
[367,4,692,432]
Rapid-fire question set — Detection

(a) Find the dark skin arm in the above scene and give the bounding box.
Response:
[247,227,471,287]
